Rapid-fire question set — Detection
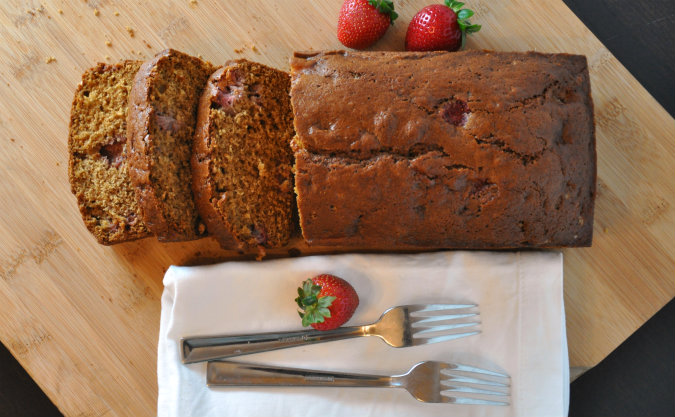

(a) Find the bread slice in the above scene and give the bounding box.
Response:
[192,60,295,252]
[126,49,216,241]
[68,60,150,245]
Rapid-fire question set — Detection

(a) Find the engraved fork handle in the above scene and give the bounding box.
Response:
[181,326,367,364]
[207,360,395,388]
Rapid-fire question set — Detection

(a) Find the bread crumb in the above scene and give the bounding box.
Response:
[10,138,15,142]
[143,40,152,48]
[93,9,99,16]
[197,54,203,59]
[189,0,198,5]
[234,48,244,54]
[126,26,135,37]
[105,55,111,60]
[603,227,608,233]
[250,44,258,53]
[56,162,60,166]
[105,40,112,47]
[58,9,63,14]
[114,11,120,16]
[45,56,56,64]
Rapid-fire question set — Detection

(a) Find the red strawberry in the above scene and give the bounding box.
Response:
[405,0,481,52]
[296,274,360,330]
[337,0,398,50]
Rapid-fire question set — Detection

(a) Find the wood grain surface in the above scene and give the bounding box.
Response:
[0,1,672,416]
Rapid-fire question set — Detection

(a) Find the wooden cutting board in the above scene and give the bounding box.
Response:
[0,0,672,415]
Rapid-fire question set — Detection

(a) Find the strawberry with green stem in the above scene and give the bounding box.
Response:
[296,274,360,330]
[337,0,398,50]
[405,0,481,52]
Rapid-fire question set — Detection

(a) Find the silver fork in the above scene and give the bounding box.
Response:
[207,360,510,405]
[181,304,480,364]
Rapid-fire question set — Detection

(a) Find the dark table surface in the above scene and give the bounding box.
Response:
[1,0,673,416]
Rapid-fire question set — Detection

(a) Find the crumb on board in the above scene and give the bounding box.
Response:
[126,26,135,37]
[10,138,15,142]
[105,40,112,47]
[197,54,203,59]
[45,56,56,64]
[234,47,244,54]
[94,9,99,16]
[114,11,120,16]
[105,55,111,60]
[143,40,152,48]
[250,44,258,53]
[58,9,63,14]
[189,0,198,6]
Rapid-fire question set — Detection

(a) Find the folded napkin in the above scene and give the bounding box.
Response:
[158,251,568,417]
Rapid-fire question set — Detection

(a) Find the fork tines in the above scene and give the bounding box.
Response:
[409,304,481,344]
[440,364,511,405]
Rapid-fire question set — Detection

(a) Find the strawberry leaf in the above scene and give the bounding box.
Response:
[368,0,398,24]
[446,0,465,12]
[296,278,337,327]
[302,295,318,306]
[317,296,336,308]
[457,9,473,20]
[466,24,481,33]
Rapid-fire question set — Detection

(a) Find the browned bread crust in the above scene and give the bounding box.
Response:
[126,49,215,241]
[291,50,596,249]
[68,60,150,245]
[192,60,295,253]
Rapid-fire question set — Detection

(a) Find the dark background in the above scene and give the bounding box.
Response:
[1,0,673,415]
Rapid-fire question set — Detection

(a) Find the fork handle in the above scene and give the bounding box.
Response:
[207,360,392,388]
[181,326,365,364]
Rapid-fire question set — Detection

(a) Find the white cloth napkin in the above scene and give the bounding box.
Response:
[158,251,569,417]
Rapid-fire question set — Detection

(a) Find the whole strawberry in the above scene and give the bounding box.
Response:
[296,274,359,330]
[337,0,398,50]
[405,0,481,52]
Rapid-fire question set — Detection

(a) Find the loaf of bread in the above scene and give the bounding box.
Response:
[126,49,216,242]
[68,61,150,245]
[290,50,596,248]
[192,60,295,253]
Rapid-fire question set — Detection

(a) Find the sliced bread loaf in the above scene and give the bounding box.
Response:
[192,60,295,252]
[68,60,150,245]
[126,49,216,241]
